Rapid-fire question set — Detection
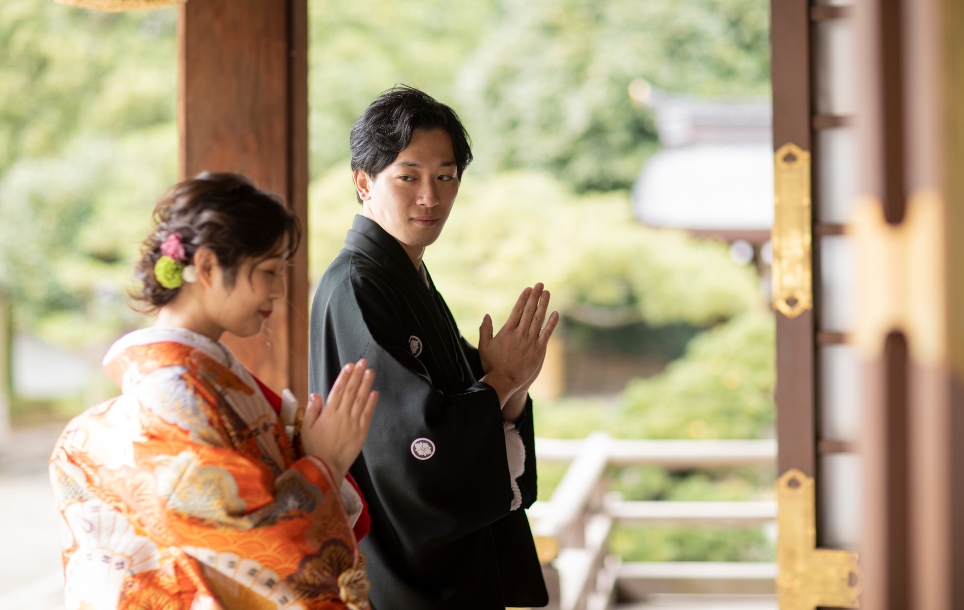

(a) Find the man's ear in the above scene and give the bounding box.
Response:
[193,247,218,289]
[353,169,373,201]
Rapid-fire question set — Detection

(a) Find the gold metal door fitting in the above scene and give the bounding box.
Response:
[772,143,813,318]
[851,191,946,364]
[777,469,862,609]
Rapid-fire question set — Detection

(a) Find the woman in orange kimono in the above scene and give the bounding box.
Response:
[49,173,378,610]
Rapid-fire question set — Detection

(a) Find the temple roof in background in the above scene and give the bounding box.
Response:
[630,83,774,238]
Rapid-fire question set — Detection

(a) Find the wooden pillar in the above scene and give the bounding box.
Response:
[178,0,309,401]
[854,0,963,605]
[771,0,815,480]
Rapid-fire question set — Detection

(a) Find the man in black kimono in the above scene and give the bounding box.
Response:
[309,86,559,609]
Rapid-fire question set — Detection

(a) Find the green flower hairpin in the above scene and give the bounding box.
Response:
[154,233,197,289]
[154,256,184,289]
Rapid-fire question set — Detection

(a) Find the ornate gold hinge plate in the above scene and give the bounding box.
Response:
[55,0,180,11]
[771,143,813,319]
[777,469,862,610]
[851,191,946,364]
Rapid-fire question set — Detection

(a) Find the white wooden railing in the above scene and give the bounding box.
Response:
[527,433,778,610]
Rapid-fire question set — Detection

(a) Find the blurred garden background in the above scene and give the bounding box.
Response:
[0,0,773,566]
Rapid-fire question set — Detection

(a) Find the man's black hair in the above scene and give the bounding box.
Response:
[349,85,473,203]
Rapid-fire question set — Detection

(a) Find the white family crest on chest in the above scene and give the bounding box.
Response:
[411,437,435,460]
[408,335,423,357]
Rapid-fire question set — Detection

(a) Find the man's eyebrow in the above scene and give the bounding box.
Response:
[393,160,458,169]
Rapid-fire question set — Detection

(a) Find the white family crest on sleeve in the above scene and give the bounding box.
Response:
[411,437,435,460]
[408,335,423,357]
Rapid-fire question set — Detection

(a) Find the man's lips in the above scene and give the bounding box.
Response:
[259,310,272,319]
[412,217,440,227]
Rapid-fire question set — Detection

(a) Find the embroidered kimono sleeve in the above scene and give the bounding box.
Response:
[120,366,359,609]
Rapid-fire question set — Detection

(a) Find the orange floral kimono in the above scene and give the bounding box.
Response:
[49,327,370,610]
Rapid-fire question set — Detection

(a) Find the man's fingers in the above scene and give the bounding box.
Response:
[479,314,493,349]
[538,311,561,348]
[504,288,531,331]
[519,283,543,336]
[529,289,550,337]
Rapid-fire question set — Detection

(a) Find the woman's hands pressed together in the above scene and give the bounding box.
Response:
[300,360,379,482]
[478,283,559,422]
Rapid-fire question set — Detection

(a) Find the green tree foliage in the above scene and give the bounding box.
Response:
[0,130,176,345]
[308,0,501,176]
[0,2,176,176]
[457,0,770,191]
[0,1,177,344]
[618,310,775,439]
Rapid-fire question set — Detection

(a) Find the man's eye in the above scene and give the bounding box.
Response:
[399,175,415,182]
[438,175,456,181]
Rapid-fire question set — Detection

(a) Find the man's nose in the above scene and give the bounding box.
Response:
[416,180,439,207]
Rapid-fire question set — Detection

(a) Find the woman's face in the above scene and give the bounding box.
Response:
[207,252,287,339]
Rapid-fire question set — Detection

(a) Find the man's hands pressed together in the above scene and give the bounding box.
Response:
[479,283,560,422]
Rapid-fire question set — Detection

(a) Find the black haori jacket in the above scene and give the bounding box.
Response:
[309,215,548,609]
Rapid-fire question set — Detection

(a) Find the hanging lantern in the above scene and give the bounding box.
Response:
[55,0,180,11]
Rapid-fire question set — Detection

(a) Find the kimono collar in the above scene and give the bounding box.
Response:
[103,326,248,382]
[344,214,471,389]
[344,215,435,295]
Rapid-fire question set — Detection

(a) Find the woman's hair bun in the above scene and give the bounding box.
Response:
[132,172,301,312]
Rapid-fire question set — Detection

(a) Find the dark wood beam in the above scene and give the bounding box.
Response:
[816,330,851,345]
[811,5,854,21]
[812,114,854,129]
[817,439,859,454]
[814,223,848,236]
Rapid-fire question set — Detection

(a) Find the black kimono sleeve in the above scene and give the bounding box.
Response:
[458,336,538,509]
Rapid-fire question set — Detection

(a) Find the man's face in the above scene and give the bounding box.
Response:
[355,128,460,262]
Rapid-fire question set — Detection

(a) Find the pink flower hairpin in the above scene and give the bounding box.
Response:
[160,234,187,262]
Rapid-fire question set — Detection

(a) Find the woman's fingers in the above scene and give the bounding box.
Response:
[303,393,322,428]
[336,360,367,413]
[326,363,354,411]
[360,391,378,430]
[350,369,376,418]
